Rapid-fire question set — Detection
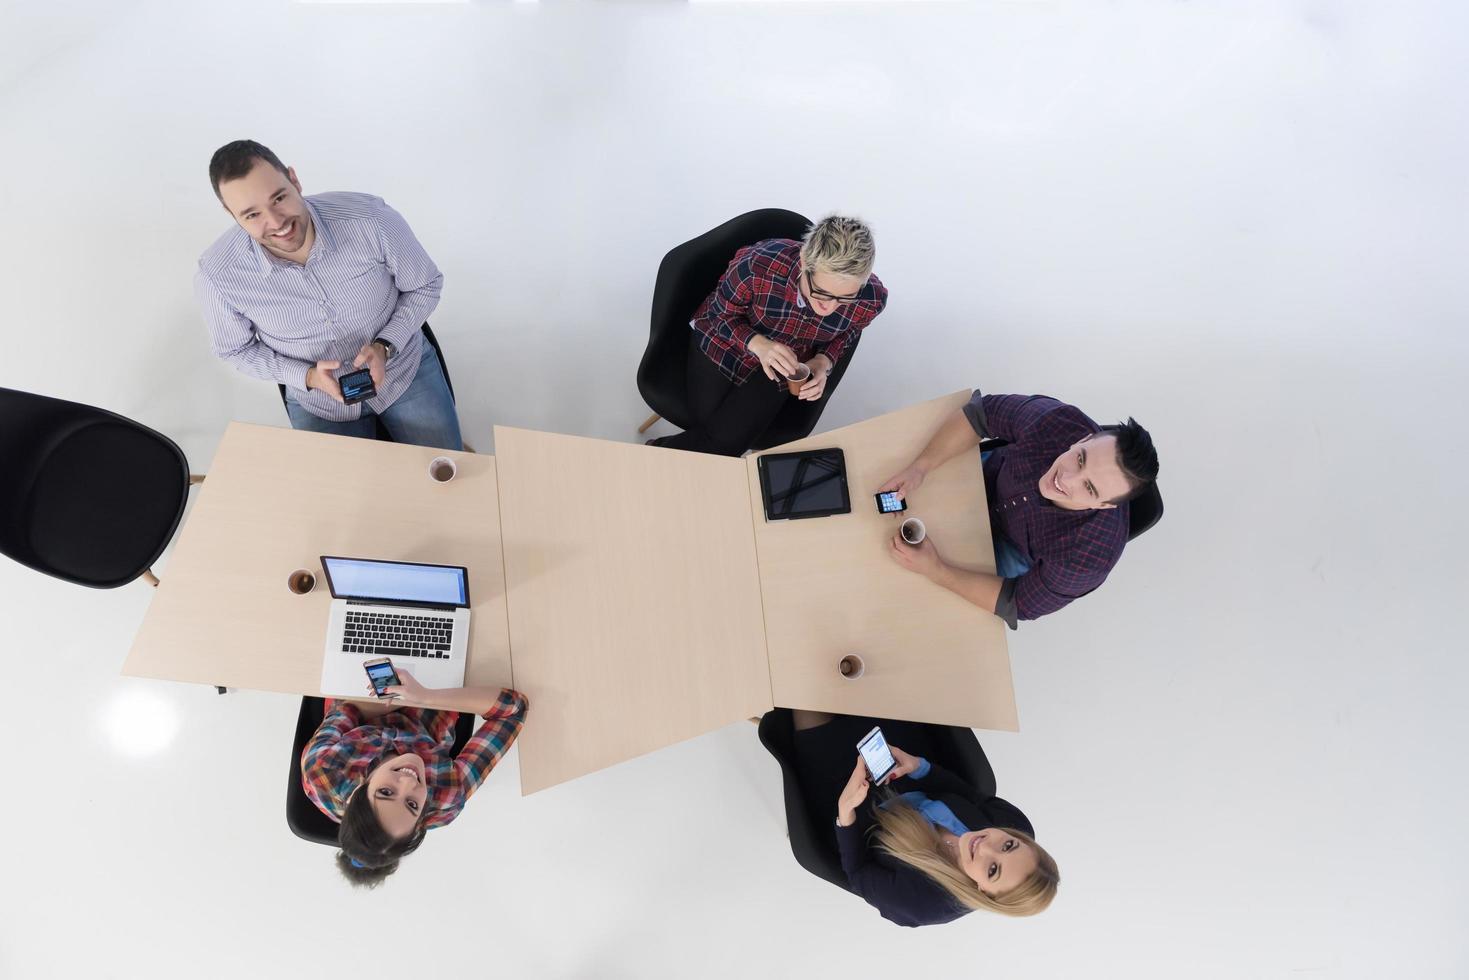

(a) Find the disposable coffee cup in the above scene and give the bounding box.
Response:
[900,517,926,546]
[429,456,457,483]
[784,363,812,396]
[838,654,865,680]
[287,569,317,595]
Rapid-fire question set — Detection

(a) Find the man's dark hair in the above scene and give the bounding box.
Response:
[208,139,288,200]
[1100,418,1158,503]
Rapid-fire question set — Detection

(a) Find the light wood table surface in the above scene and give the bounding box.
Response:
[493,426,773,795]
[748,390,1017,731]
[123,423,513,696]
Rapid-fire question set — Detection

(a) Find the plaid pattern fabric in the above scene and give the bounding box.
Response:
[301,688,527,830]
[689,239,887,384]
[964,392,1129,622]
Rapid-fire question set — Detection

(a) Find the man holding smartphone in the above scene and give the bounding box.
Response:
[196,140,462,450]
[880,390,1158,628]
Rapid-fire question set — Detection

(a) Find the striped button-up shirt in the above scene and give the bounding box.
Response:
[301,689,528,829]
[690,239,888,384]
[195,192,442,422]
[964,391,1130,626]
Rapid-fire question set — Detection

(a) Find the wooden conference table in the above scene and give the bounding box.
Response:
[124,391,1015,794]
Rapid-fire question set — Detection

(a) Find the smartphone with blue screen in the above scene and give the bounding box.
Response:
[363,657,401,698]
[856,726,898,784]
[875,491,907,515]
[339,368,377,404]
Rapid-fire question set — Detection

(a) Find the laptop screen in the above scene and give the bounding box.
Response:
[321,557,470,608]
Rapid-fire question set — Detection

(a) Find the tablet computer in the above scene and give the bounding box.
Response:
[757,448,851,521]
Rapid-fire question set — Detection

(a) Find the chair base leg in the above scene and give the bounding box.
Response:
[637,412,661,434]
[189,473,206,486]
[141,568,160,587]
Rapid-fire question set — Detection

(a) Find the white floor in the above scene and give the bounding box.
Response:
[2,1,1466,977]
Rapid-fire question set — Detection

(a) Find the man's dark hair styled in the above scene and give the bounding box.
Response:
[208,139,288,200]
[1100,418,1158,503]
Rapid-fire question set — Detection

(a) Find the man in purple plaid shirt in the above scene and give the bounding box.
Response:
[880,391,1159,627]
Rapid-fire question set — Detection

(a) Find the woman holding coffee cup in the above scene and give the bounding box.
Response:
[782,711,1060,926]
[648,215,888,457]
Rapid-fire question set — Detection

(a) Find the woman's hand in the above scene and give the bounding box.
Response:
[837,755,872,827]
[381,668,430,704]
[877,462,927,502]
[796,357,830,401]
[748,335,801,381]
[888,532,945,580]
[886,744,923,783]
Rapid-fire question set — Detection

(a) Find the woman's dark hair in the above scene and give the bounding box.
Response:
[208,139,289,200]
[1099,418,1158,502]
[335,762,428,889]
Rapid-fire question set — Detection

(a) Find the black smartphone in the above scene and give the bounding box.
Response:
[363,657,401,698]
[339,368,377,404]
[875,490,907,515]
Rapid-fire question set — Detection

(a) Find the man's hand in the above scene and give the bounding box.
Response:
[889,531,944,580]
[796,356,831,401]
[748,335,800,381]
[305,359,344,403]
[877,462,927,502]
[837,755,871,827]
[353,341,389,389]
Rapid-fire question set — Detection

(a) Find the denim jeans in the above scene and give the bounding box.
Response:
[285,339,463,451]
[981,449,1032,578]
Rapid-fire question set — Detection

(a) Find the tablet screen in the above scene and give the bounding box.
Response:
[760,449,851,520]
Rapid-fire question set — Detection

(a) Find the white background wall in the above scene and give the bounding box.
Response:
[1,1,1465,977]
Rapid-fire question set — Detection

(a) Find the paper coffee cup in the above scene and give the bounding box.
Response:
[429,456,457,483]
[287,569,317,595]
[900,517,926,545]
[838,654,865,680]
[785,364,812,396]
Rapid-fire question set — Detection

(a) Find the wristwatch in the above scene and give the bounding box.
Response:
[372,337,394,361]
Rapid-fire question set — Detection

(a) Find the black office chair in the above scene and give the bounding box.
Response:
[980,437,1163,542]
[285,695,477,846]
[275,323,463,445]
[0,386,195,588]
[757,709,997,891]
[637,209,862,450]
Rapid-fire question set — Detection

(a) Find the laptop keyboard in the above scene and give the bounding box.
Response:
[343,609,455,659]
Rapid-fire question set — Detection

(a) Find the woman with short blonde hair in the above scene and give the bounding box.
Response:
[651,214,887,456]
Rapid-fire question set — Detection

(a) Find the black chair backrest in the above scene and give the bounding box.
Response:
[285,696,476,847]
[0,386,190,587]
[757,709,997,891]
[638,209,812,429]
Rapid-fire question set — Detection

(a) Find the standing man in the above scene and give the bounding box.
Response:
[196,140,462,449]
[879,391,1159,628]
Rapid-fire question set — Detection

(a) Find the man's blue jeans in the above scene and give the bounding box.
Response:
[284,339,463,451]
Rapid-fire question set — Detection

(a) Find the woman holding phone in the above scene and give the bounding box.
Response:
[791,711,1059,925]
[300,668,528,887]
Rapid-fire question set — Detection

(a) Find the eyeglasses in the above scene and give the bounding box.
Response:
[804,269,864,306]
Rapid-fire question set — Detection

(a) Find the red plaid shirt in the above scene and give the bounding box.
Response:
[964,392,1130,626]
[689,239,888,384]
[300,688,527,829]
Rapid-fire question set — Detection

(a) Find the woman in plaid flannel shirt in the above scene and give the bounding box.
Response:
[651,214,888,456]
[300,668,528,887]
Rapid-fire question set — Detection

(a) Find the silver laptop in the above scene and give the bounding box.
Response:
[318,556,472,698]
